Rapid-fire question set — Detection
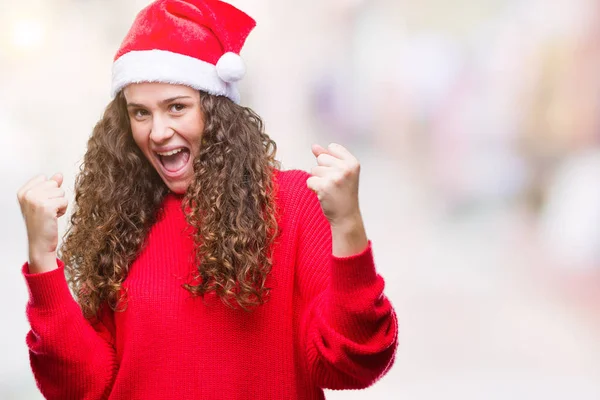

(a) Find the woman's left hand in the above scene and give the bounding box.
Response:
[307,143,362,226]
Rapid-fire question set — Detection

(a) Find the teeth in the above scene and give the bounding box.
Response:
[156,148,184,156]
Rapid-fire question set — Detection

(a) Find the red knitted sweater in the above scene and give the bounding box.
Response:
[22,169,397,399]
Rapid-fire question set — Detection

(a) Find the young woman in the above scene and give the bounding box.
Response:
[17,1,398,399]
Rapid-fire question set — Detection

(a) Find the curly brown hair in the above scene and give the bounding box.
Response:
[59,90,281,319]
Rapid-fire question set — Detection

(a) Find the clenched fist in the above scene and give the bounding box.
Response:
[17,173,68,274]
[307,143,361,225]
[307,143,368,257]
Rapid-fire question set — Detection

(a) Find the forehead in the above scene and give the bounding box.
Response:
[123,82,199,103]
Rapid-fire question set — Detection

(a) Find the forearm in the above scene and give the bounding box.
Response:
[23,261,118,399]
[27,311,118,400]
[330,213,369,258]
[28,251,60,274]
[304,244,398,389]
[295,171,398,388]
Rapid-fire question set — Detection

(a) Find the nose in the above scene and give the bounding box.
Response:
[149,116,175,143]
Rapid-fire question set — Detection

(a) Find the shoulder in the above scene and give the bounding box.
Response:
[273,168,310,187]
[273,169,314,205]
[272,169,323,224]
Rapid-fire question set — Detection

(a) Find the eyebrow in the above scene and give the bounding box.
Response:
[126,95,193,108]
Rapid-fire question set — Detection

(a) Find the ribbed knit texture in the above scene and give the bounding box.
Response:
[22,169,398,400]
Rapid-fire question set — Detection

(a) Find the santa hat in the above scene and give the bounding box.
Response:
[111,0,256,104]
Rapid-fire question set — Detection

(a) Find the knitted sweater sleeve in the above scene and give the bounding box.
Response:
[293,173,398,390]
[22,259,118,400]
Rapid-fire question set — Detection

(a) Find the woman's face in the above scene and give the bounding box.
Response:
[123,82,204,194]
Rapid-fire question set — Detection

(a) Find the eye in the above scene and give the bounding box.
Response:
[133,109,149,119]
[170,103,186,112]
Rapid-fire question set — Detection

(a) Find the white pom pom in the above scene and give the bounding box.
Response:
[216,52,246,83]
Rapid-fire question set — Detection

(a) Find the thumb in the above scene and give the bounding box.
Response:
[49,173,63,187]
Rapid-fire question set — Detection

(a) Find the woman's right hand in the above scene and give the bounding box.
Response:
[17,173,68,274]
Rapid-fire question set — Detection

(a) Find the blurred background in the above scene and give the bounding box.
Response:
[1,0,600,398]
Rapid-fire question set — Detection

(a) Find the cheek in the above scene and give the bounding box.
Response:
[130,121,144,143]
[179,115,204,147]
[130,124,150,153]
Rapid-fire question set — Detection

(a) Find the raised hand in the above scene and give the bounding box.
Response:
[307,143,367,257]
[307,143,361,226]
[17,173,68,273]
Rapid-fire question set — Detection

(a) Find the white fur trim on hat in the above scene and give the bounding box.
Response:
[111,49,240,103]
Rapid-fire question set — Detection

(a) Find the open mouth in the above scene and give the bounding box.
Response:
[155,147,191,174]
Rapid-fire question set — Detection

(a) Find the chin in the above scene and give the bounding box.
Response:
[168,185,188,194]
[164,179,191,195]
[170,187,187,195]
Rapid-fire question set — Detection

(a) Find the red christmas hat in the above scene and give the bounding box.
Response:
[111,0,256,104]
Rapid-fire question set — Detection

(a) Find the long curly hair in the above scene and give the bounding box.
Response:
[59,90,281,319]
